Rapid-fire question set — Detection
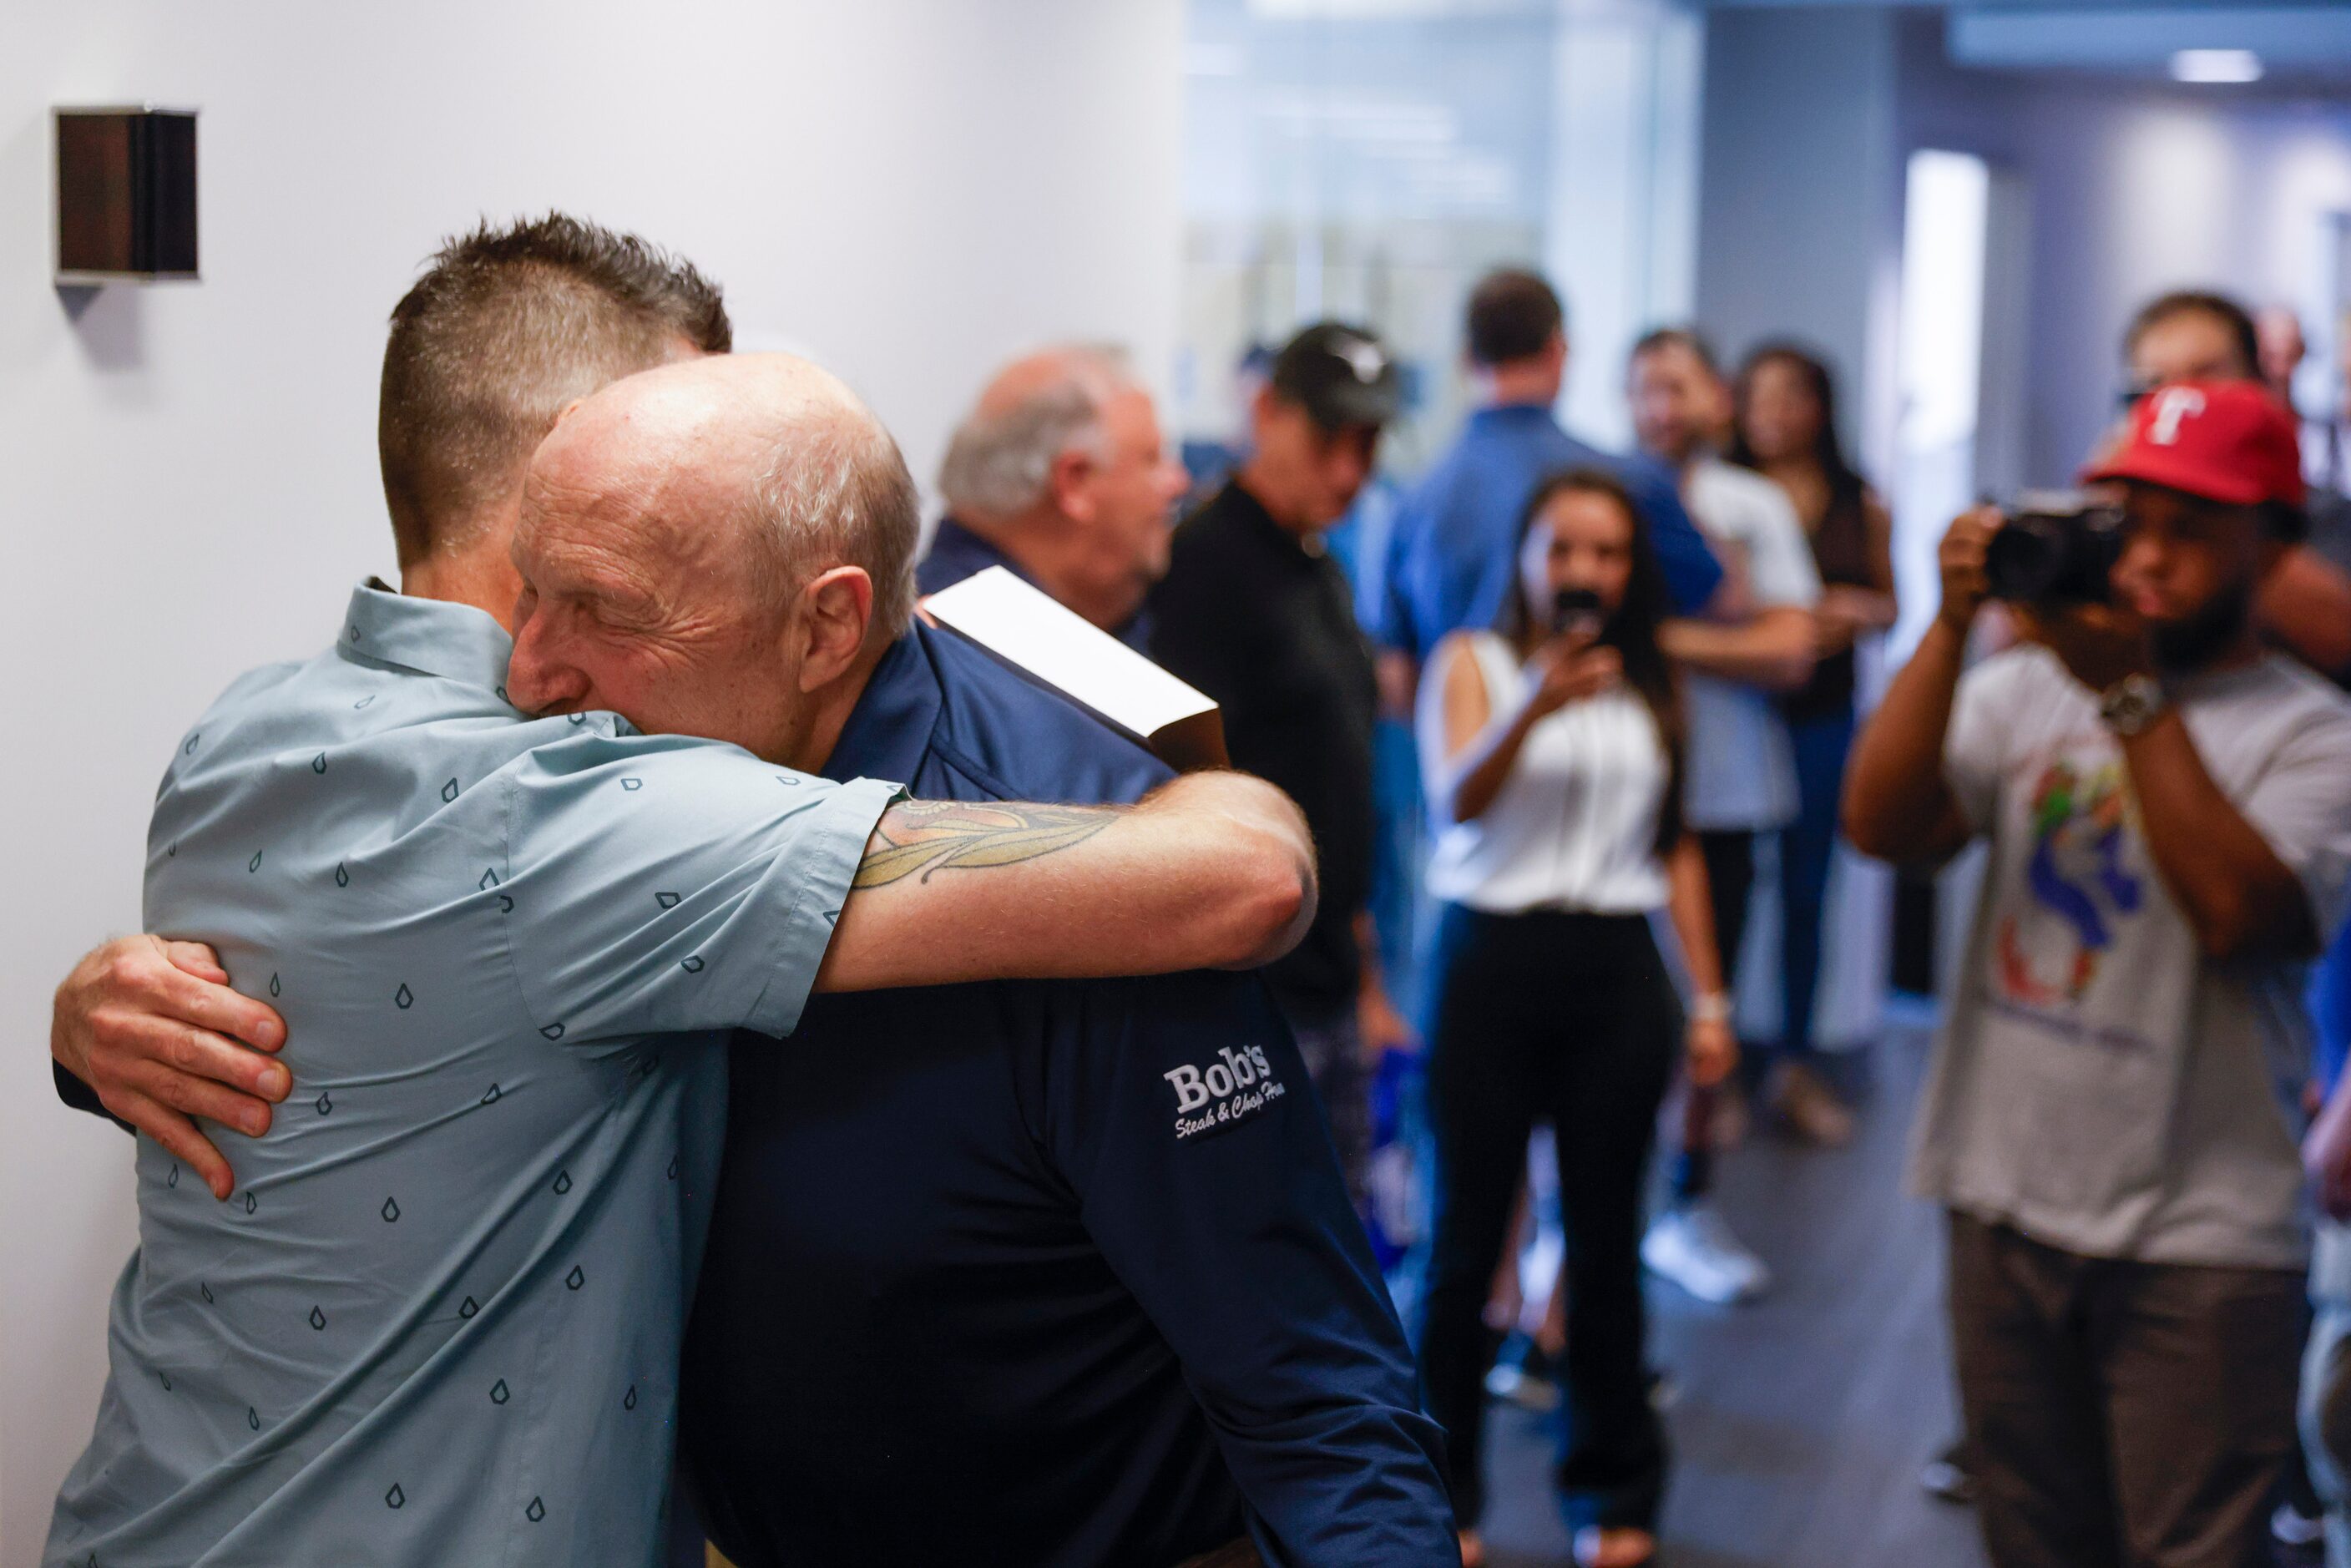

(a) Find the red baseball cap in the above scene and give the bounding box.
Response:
[2082,379,2303,508]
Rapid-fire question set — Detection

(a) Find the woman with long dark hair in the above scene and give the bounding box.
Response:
[1727,344,1897,1141]
[1414,468,1737,1568]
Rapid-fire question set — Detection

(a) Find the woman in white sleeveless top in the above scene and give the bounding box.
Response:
[1413,469,1737,1568]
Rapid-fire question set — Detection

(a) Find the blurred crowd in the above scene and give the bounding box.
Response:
[36,217,2351,1568]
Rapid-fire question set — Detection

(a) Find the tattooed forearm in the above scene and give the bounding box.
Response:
[852,800,1119,888]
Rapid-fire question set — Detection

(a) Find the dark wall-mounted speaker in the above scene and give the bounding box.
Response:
[56,107,199,283]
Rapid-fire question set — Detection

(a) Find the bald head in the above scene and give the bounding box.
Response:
[528,352,919,637]
[938,346,1135,521]
[508,353,920,767]
[933,345,1187,633]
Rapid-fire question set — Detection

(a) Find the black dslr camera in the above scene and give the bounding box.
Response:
[1983,493,2128,606]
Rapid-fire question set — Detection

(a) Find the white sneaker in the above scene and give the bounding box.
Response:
[1642,1203,1771,1303]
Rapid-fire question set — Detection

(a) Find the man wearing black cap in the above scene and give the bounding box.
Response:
[1150,322,1405,1211]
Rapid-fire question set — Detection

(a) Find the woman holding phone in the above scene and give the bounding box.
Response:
[1414,468,1737,1568]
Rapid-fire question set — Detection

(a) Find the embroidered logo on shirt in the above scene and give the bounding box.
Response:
[1163,1045,1286,1140]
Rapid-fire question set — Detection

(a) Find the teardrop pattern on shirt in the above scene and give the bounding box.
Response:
[458,1296,480,1320]
[552,1170,572,1196]
[248,851,264,873]
[244,1191,257,1215]
[308,1306,326,1331]
[623,1384,638,1412]
[385,1484,406,1510]
[167,1163,179,1189]
[621,778,643,792]
[564,1265,584,1291]
[478,867,500,892]
[159,1372,172,1393]
[335,862,350,888]
[666,1156,680,1181]
[655,892,681,910]
[539,1023,565,1041]
[440,778,459,804]
[315,1090,332,1116]
[246,1406,260,1430]
[268,973,281,998]
[381,1196,401,1223]
[526,1497,546,1523]
[481,1083,502,1105]
[311,753,327,774]
[680,956,705,974]
[488,1378,509,1405]
[394,984,413,1009]
[200,1281,215,1304]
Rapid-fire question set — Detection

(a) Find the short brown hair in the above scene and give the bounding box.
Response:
[1466,268,1565,368]
[2123,290,2259,380]
[1629,326,1720,378]
[378,214,731,564]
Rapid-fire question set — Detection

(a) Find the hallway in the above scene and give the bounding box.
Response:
[1478,1020,1992,1568]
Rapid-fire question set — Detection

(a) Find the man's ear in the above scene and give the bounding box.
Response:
[1048,447,1098,524]
[793,565,877,693]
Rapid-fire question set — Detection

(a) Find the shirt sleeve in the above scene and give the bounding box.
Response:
[1742,481,1824,609]
[1945,650,2036,834]
[2238,701,2351,943]
[1037,971,1457,1567]
[498,732,900,1047]
[1620,455,1724,615]
[54,1060,134,1134]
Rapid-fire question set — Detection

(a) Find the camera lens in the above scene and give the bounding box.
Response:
[1984,518,2068,603]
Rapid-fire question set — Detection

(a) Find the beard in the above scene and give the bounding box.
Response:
[2149,575,2254,674]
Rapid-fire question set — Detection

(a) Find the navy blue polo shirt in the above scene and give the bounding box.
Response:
[679,623,1454,1568]
[918,516,1153,651]
[1376,402,1723,660]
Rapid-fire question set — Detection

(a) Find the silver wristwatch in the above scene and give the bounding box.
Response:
[2098,673,2166,736]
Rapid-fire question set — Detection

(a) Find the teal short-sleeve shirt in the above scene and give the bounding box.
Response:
[47,584,897,1567]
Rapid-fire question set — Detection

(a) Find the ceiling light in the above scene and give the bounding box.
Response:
[2171,49,2263,84]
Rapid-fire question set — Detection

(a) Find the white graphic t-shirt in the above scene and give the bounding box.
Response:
[1908,646,2351,1267]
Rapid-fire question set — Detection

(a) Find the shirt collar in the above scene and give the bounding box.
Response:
[338,580,514,698]
[822,625,946,785]
[1469,401,1558,431]
[931,517,1034,588]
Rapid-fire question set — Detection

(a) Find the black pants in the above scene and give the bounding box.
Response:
[1416,903,1679,1532]
[1671,829,1754,1203]
[1948,1212,2303,1568]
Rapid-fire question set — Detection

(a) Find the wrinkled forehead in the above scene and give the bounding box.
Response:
[515,411,751,589]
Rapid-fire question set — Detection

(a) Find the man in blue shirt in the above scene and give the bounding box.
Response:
[1376,270,1722,681]
[682,615,1455,1568]
[41,225,1326,1567]
[919,346,1191,651]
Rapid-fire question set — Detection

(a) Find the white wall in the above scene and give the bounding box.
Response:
[1897,13,2351,487]
[0,3,1182,1554]
[1693,4,1905,479]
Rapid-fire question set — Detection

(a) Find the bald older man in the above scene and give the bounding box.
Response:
[41,244,1320,1562]
[921,345,1191,647]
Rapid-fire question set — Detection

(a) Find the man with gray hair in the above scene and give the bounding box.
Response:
[922,345,1191,647]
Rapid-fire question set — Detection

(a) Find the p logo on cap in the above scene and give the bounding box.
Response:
[2147,386,2206,447]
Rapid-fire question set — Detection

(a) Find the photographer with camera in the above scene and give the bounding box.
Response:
[1845,380,2351,1568]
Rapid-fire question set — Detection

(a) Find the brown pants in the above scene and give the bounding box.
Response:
[1947,1212,2303,1568]
[1175,1540,1264,1568]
